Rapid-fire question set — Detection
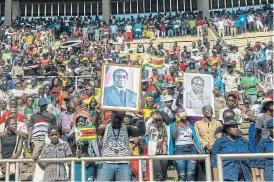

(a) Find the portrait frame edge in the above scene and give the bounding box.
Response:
[183,73,215,117]
[100,63,142,112]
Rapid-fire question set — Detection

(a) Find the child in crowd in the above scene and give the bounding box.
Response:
[38,125,72,181]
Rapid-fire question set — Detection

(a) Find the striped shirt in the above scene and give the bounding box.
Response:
[102,124,130,163]
[28,112,56,141]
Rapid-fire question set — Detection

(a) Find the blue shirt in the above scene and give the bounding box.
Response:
[213,76,225,95]
[211,136,253,181]
[109,25,117,34]
[235,19,242,28]
[134,23,142,31]
[251,47,267,63]
[239,14,247,22]
[256,137,273,181]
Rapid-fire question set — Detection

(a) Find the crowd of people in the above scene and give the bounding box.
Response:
[0,5,273,182]
[212,5,273,37]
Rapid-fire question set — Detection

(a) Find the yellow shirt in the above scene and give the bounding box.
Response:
[194,118,222,148]
[142,108,153,120]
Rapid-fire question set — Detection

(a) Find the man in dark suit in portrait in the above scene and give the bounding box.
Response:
[103,68,137,108]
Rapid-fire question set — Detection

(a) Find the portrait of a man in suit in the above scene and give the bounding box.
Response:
[103,68,137,108]
[186,76,211,109]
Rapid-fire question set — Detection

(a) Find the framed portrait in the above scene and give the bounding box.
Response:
[100,64,142,112]
[183,73,214,117]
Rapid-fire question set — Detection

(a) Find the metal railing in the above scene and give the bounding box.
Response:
[217,153,274,182]
[0,154,211,182]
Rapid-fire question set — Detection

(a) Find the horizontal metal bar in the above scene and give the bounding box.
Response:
[0,155,209,163]
[218,153,273,159]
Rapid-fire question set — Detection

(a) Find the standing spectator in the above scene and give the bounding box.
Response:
[256,118,274,182]
[181,18,188,37]
[247,13,255,32]
[195,105,222,153]
[160,22,166,38]
[222,64,240,98]
[27,98,56,160]
[211,118,254,181]
[146,110,170,181]
[38,125,72,181]
[134,21,142,39]
[189,17,196,36]
[218,18,225,37]
[241,68,258,104]
[57,96,75,139]
[0,117,24,181]
[219,93,243,125]
[213,39,223,55]
[228,46,244,68]
[255,97,273,143]
[95,111,145,181]
[213,86,226,120]
[109,23,117,41]
[125,23,133,41]
[172,107,203,181]
[265,42,273,71]
[235,16,242,35]
[224,16,230,36]
[230,17,236,36]
[196,17,203,37]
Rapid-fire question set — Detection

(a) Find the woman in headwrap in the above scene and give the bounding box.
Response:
[142,96,155,120]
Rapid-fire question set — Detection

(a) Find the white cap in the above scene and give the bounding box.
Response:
[163,95,173,102]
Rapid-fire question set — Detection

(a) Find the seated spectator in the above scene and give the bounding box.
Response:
[0,117,24,181]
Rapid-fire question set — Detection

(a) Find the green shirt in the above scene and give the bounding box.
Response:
[241,76,258,95]
[189,20,196,28]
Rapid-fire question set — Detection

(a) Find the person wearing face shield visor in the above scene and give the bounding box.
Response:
[171,108,204,181]
[95,110,145,181]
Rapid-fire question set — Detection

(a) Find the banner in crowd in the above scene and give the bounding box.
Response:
[75,126,97,141]
[143,54,164,69]
[119,53,145,64]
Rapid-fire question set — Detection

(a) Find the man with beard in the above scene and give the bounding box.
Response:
[95,110,145,181]
[186,76,210,109]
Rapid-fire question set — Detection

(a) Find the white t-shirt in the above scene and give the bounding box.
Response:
[125,25,132,33]
[218,20,225,29]
[116,36,124,44]
[247,15,255,22]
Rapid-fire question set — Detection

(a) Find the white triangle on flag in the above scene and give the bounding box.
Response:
[74,127,83,142]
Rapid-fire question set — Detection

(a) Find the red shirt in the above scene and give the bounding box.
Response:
[0,112,24,124]
[160,24,166,31]
[179,63,186,72]
[196,20,203,27]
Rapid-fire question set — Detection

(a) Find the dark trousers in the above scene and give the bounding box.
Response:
[153,160,168,181]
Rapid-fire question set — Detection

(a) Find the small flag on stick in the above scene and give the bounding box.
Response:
[75,126,97,141]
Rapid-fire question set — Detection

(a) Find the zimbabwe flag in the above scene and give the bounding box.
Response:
[75,126,97,141]
[144,54,164,69]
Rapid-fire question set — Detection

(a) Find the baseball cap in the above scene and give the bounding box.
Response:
[163,95,173,102]
[38,98,48,106]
